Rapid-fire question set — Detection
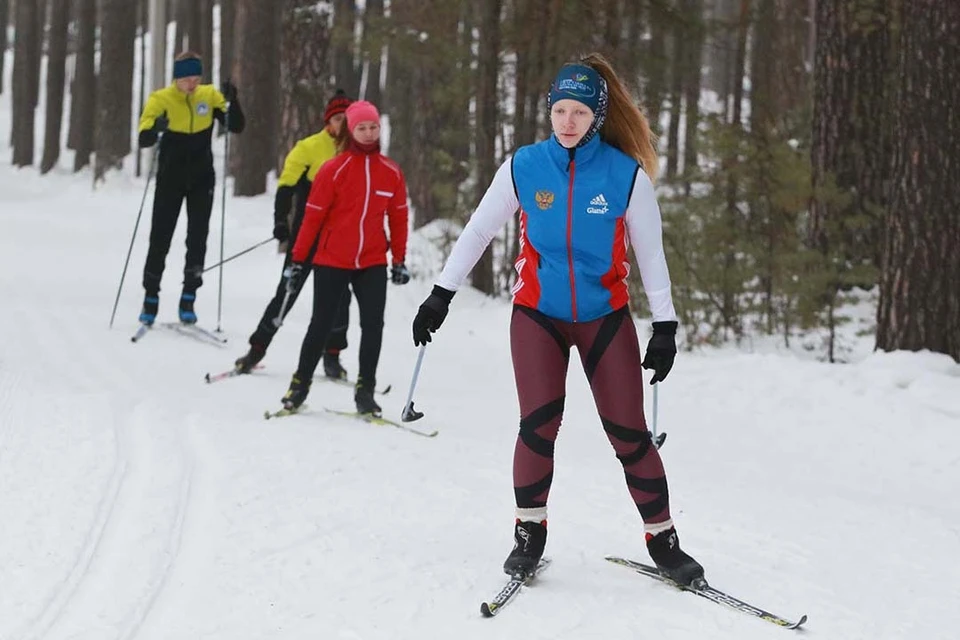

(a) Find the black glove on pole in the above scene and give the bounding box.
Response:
[641,320,678,384]
[412,285,455,346]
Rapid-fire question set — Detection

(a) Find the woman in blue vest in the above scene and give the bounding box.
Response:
[411,53,704,586]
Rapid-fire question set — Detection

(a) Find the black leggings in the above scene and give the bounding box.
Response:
[510,305,671,525]
[295,265,387,386]
[142,173,215,294]
[248,255,350,352]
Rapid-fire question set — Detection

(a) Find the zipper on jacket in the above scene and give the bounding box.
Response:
[355,155,372,268]
[566,148,578,322]
[186,93,194,133]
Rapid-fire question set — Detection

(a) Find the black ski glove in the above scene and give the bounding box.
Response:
[641,321,678,384]
[286,262,307,293]
[154,114,169,133]
[391,263,411,285]
[221,80,238,103]
[412,285,455,346]
[273,222,290,243]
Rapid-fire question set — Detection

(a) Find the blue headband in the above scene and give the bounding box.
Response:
[173,58,203,79]
[548,63,609,147]
[549,64,603,113]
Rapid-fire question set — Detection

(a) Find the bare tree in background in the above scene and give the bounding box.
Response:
[876,0,960,362]
[201,0,214,82]
[233,0,280,196]
[11,0,39,167]
[470,0,501,295]
[175,0,202,54]
[70,0,97,171]
[279,0,332,171]
[220,0,236,83]
[0,0,8,95]
[42,0,72,174]
[331,0,361,98]
[95,0,138,182]
[360,0,384,106]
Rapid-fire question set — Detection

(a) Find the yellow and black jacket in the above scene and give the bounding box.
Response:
[138,84,245,181]
[275,129,339,237]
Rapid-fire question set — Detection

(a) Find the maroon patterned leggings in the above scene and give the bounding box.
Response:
[510,305,671,525]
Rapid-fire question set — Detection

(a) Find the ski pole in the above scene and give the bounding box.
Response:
[271,269,297,329]
[109,137,161,328]
[401,344,427,422]
[201,237,273,273]
[651,383,667,449]
[216,103,230,333]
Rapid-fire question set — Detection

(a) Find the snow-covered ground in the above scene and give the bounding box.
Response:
[3,50,960,640]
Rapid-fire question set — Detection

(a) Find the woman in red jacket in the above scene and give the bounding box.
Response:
[282,101,411,415]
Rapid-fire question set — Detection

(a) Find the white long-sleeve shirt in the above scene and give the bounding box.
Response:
[437,158,677,322]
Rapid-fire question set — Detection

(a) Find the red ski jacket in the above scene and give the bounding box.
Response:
[292,143,409,269]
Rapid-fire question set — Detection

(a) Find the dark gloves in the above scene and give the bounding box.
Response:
[273,222,290,243]
[412,285,455,346]
[391,263,411,285]
[641,321,678,384]
[285,262,307,293]
[154,114,169,133]
[221,80,238,103]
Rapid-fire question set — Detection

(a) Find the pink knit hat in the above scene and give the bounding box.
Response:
[345,101,381,134]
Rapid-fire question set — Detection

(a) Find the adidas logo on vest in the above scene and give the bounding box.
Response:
[587,193,609,214]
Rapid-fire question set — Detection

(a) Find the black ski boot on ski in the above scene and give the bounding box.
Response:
[178,292,197,324]
[235,343,266,374]
[323,351,347,379]
[282,374,311,410]
[503,520,547,576]
[139,294,159,325]
[354,379,381,415]
[646,527,705,586]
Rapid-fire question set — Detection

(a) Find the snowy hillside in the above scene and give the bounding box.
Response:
[3,52,960,640]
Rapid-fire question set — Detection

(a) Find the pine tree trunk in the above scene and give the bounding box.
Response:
[0,0,8,96]
[200,0,214,82]
[175,0,202,52]
[41,0,71,174]
[876,0,960,362]
[11,0,39,167]
[470,0,501,296]
[30,0,45,109]
[681,0,704,186]
[279,0,331,171]
[810,0,894,271]
[332,0,360,98]
[71,0,97,171]
[220,0,236,83]
[361,0,384,106]
[233,0,280,196]
[95,0,137,182]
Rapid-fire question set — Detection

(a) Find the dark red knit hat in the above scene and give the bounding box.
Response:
[324,89,352,123]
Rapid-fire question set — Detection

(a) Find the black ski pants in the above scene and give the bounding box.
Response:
[295,265,386,387]
[142,171,216,295]
[248,253,350,352]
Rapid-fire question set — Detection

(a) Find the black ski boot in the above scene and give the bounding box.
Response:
[235,343,267,374]
[139,294,159,326]
[178,292,197,324]
[323,351,347,379]
[354,379,381,415]
[646,527,705,586]
[282,374,311,410]
[503,520,547,576]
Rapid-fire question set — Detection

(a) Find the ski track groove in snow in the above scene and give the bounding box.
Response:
[11,311,195,640]
[11,309,129,640]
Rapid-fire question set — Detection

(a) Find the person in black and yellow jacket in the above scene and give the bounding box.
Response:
[234,90,354,377]
[136,51,245,326]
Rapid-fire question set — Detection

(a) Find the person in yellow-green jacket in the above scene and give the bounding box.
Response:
[233,90,353,377]
[136,51,245,326]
